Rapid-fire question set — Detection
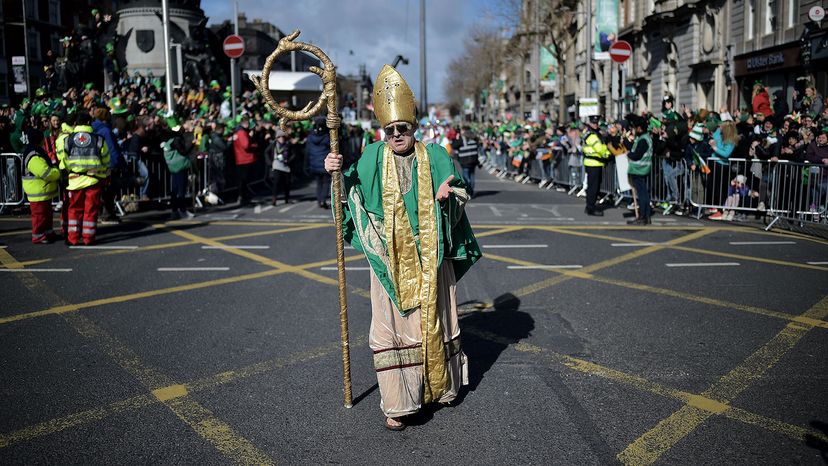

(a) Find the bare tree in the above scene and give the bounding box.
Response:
[444,26,505,119]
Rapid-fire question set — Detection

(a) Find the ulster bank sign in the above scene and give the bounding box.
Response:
[746,53,785,70]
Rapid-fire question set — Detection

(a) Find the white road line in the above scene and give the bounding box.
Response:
[666,262,740,267]
[69,245,139,250]
[611,242,660,247]
[482,244,548,249]
[157,267,230,272]
[729,241,796,245]
[278,203,299,213]
[489,205,503,217]
[206,214,239,220]
[320,266,371,271]
[260,205,274,213]
[806,261,828,265]
[201,245,270,250]
[0,268,73,272]
[507,265,582,270]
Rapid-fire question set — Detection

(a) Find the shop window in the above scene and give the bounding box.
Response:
[746,0,756,40]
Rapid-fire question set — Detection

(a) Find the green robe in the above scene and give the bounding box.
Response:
[337,141,481,314]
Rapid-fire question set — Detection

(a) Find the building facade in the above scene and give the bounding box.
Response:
[494,0,827,121]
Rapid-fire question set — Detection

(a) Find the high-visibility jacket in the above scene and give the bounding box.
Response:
[582,130,610,167]
[56,125,110,191]
[22,148,60,202]
[627,133,654,176]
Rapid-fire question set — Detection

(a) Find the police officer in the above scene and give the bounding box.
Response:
[22,128,60,244]
[57,112,110,246]
[582,115,610,216]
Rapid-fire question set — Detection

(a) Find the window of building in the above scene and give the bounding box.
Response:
[51,33,60,55]
[0,73,8,99]
[787,0,796,28]
[49,0,60,25]
[747,0,755,40]
[764,0,775,35]
[28,31,40,61]
[25,0,38,20]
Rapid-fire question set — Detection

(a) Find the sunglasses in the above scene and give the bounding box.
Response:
[384,123,413,135]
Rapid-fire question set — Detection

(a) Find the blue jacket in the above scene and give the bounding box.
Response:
[711,129,736,166]
[92,120,124,169]
[305,131,331,175]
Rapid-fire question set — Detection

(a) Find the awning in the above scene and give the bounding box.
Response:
[244,70,322,92]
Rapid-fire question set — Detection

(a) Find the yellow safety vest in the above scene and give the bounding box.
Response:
[22,150,60,202]
[56,125,110,190]
[582,131,610,167]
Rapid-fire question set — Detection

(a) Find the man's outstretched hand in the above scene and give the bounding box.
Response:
[436,175,454,202]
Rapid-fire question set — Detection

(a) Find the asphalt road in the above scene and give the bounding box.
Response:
[1,170,827,465]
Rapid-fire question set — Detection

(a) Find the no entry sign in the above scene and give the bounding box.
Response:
[223,35,245,59]
[609,40,632,64]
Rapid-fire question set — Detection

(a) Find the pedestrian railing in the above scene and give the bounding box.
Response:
[0,153,25,207]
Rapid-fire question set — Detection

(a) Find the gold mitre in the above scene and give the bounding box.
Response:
[373,64,417,127]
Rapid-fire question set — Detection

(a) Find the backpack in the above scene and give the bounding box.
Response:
[163,138,192,173]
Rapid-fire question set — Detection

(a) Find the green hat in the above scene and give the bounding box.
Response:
[91,8,99,15]
[109,97,128,115]
[35,88,46,98]
[689,123,705,141]
[648,117,662,130]
[166,117,181,132]
[209,80,220,89]
[84,82,94,91]
[705,120,719,132]
[105,42,114,53]
[126,114,135,123]
[21,98,31,106]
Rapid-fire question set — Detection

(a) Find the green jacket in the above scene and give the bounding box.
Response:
[338,141,482,312]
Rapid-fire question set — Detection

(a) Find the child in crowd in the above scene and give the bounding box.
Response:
[711,174,758,221]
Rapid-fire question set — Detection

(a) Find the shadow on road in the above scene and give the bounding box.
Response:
[805,420,828,462]
[459,292,534,394]
[472,190,499,199]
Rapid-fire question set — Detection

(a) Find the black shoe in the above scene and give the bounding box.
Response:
[627,217,648,225]
[585,208,604,216]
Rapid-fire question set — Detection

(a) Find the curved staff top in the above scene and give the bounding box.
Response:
[250,30,353,409]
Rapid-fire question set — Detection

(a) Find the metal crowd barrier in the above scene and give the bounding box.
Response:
[765,160,828,228]
[686,157,828,227]
[115,155,211,213]
[1,153,24,208]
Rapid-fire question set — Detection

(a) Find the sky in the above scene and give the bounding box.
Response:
[201,0,504,104]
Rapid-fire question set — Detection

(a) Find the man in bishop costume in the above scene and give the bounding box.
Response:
[325,65,481,431]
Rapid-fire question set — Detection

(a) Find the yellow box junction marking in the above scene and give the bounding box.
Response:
[152,384,189,402]
[0,248,276,465]
[617,293,828,465]
[465,327,828,446]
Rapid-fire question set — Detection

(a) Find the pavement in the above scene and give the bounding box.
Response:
[1,169,827,465]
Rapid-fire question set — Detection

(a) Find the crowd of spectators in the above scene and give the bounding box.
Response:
[0,70,375,221]
[465,83,828,222]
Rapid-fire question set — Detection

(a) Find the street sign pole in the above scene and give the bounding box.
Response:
[620,63,626,119]
[162,0,174,115]
[231,0,239,119]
